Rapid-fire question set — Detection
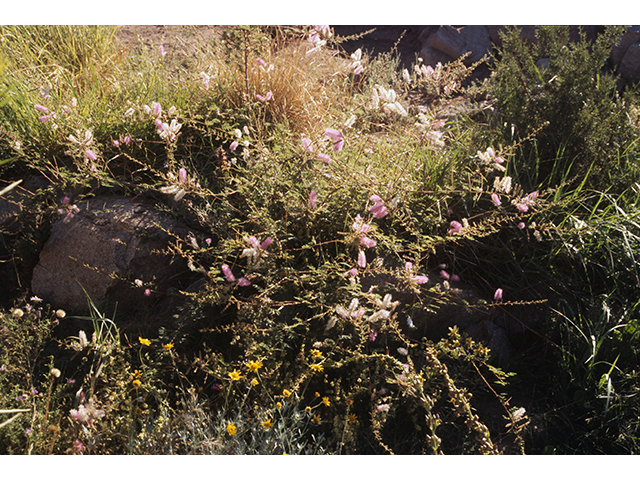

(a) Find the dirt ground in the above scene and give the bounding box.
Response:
[114,25,426,69]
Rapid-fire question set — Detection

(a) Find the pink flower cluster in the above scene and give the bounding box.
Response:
[69,397,105,426]
[448,220,462,235]
[405,262,429,285]
[112,135,131,148]
[35,104,56,122]
[515,192,539,213]
[300,128,345,163]
[352,215,376,248]
[368,195,388,219]
[256,91,273,103]
[221,264,251,287]
[439,270,460,282]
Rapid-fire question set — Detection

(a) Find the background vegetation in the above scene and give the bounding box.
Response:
[1,24,639,454]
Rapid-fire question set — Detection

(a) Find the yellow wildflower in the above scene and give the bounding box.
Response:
[348,413,358,424]
[227,422,237,436]
[276,402,282,409]
[163,342,174,351]
[310,363,324,372]
[132,379,142,388]
[311,414,321,425]
[283,389,291,398]
[315,391,320,397]
[252,378,259,386]
[310,349,322,357]
[246,360,263,373]
[229,369,242,381]
[262,419,273,430]
[139,337,151,346]
[133,369,142,378]
[346,399,353,406]
[322,396,330,407]
[305,406,312,413]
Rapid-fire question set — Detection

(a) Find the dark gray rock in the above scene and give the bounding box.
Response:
[430,25,466,59]
[612,26,640,66]
[619,42,640,84]
[31,194,192,319]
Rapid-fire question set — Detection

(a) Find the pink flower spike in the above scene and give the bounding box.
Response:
[324,129,344,151]
[324,128,343,142]
[370,195,382,203]
[518,222,526,229]
[205,238,212,246]
[159,45,166,57]
[308,190,317,208]
[238,278,252,287]
[412,275,429,285]
[491,193,501,206]
[221,264,236,282]
[123,136,131,145]
[259,238,273,249]
[354,65,364,75]
[440,270,450,280]
[178,167,187,183]
[229,141,239,151]
[256,57,267,67]
[316,153,331,163]
[155,119,164,131]
[448,220,462,235]
[256,92,272,102]
[369,203,388,219]
[152,101,162,117]
[144,289,151,297]
[451,274,461,282]
[35,104,49,113]
[248,236,261,249]
[369,331,378,342]
[302,138,313,152]
[352,216,370,235]
[112,139,120,147]
[494,288,503,301]
[62,196,71,205]
[38,115,51,122]
[358,250,367,268]
[494,156,505,164]
[348,268,358,277]
[360,237,377,248]
[405,262,413,274]
[85,150,97,162]
[516,203,529,213]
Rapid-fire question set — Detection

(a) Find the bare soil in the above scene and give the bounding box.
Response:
[114,25,425,69]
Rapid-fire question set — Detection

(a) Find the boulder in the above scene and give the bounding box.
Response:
[428,25,492,66]
[619,41,640,84]
[611,26,640,66]
[31,194,193,319]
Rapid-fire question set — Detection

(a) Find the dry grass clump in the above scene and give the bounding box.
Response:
[199,28,355,133]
